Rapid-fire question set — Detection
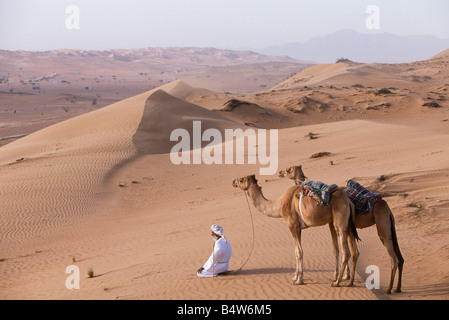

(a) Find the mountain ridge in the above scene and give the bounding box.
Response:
[259,29,449,63]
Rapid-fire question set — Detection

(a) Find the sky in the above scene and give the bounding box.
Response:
[1,0,448,51]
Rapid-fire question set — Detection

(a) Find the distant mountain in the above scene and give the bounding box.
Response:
[0,46,313,104]
[0,47,301,72]
[259,29,449,64]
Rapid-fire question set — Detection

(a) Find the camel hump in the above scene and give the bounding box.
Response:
[300,180,339,207]
[344,180,382,213]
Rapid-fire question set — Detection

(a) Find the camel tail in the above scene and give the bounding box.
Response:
[390,214,398,245]
[349,202,361,242]
[389,210,404,263]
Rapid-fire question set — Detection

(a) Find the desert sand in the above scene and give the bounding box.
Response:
[0,48,448,300]
[0,48,310,148]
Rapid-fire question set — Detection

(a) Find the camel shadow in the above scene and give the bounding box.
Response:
[391,283,449,299]
[225,267,294,276]
[224,267,334,277]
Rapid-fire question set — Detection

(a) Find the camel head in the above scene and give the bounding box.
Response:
[232,174,258,191]
[278,165,307,185]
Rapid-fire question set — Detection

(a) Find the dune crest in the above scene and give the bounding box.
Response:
[430,48,449,60]
[133,89,243,155]
[273,61,407,89]
[158,80,216,101]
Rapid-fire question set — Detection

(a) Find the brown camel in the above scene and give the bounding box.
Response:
[232,174,359,287]
[279,165,404,294]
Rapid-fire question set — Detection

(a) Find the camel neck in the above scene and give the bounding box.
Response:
[247,183,282,218]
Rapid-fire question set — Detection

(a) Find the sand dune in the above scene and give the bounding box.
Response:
[133,89,244,154]
[0,90,151,251]
[158,80,217,101]
[274,62,351,89]
[431,48,449,60]
[0,86,245,249]
[0,48,310,148]
[1,49,449,300]
[274,60,411,89]
[3,118,447,300]
[212,99,274,128]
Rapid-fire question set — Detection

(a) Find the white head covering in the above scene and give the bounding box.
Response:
[211,224,223,236]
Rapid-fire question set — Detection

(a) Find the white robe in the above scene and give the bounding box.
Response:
[197,236,232,277]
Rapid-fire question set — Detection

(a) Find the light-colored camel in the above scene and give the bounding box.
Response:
[279,165,404,294]
[232,174,359,287]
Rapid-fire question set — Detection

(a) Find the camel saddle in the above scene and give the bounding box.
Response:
[344,180,382,213]
[296,180,339,207]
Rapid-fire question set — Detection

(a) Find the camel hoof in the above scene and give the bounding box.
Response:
[394,288,402,293]
[384,289,392,294]
[291,278,304,285]
[345,282,354,287]
[331,281,341,287]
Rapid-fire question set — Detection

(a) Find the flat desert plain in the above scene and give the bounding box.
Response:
[0,48,448,300]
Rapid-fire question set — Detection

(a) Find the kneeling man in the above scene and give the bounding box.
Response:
[197,224,232,277]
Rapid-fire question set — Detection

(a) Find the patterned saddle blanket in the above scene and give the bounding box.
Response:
[344,180,382,213]
[299,180,339,207]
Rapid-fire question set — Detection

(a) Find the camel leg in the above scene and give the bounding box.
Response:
[391,216,404,293]
[289,227,304,285]
[344,202,357,281]
[346,233,359,287]
[394,250,404,293]
[344,263,351,280]
[331,228,351,287]
[328,223,340,282]
[373,202,404,294]
[378,231,404,294]
[393,240,404,293]
[384,242,398,294]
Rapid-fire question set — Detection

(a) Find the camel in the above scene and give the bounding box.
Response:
[279,165,404,294]
[232,174,359,287]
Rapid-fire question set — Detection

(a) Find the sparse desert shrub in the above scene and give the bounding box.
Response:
[375,88,392,95]
[408,202,421,208]
[87,267,94,278]
[287,107,301,114]
[422,101,441,108]
[310,152,332,159]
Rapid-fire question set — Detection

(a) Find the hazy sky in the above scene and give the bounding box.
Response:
[1,0,448,51]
